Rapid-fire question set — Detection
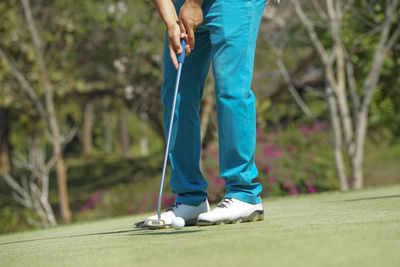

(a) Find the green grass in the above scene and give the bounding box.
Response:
[1,185,399,267]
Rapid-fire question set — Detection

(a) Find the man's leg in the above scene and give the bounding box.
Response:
[197,0,266,225]
[205,0,266,204]
[162,27,212,206]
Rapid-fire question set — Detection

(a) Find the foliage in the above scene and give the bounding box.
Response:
[1,0,400,233]
[0,203,19,234]
[1,130,399,233]
[201,123,339,203]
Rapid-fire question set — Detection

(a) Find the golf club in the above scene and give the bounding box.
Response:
[136,39,186,230]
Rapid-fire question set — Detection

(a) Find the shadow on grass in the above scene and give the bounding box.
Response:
[344,194,400,202]
[0,228,203,246]
[0,229,136,246]
[129,229,203,236]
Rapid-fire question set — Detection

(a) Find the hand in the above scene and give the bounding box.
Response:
[166,21,190,69]
[179,0,203,51]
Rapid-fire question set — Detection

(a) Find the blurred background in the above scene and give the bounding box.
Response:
[0,0,399,234]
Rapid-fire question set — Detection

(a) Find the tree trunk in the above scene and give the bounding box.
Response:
[0,107,12,173]
[20,0,71,223]
[349,0,400,189]
[103,111,113,153]
[82,100,94,159]
[31,131,57,227]
[139,113,149,157]
[56,153,71,222]
[326,83,348,191]
[334,44,354,157]
[119,108,129,157]
[351,109,368,189]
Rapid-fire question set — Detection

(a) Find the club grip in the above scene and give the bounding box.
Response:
[177,39,186,63]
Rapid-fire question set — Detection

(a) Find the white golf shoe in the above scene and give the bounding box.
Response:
[145,199,210,227]
[197,198,264,226]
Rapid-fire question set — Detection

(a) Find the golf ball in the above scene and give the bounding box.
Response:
[172,217,185,230]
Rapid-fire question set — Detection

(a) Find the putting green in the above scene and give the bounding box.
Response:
[1,185,399,267]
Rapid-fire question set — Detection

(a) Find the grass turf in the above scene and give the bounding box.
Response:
[0,185,399,267]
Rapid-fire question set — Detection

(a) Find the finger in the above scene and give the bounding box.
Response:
[179,20,186,36]
[183,33,189,46]
[173,37,182,55]
[185,44,191,56]
[184,22,195,49]
[169,45,179,69]
[179,21,189,53]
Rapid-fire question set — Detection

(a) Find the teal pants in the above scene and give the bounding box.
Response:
[162,0,266,205]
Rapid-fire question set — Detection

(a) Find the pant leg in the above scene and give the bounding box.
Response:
[162,4,212,205]
[203,0,267,204]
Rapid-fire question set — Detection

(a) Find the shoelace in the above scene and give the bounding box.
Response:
[166,202,182,212]
[217,198,234,208]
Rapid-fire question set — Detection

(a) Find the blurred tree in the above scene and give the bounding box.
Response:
[0,0,168,227]
[82,99,94,159]
[20,0,73,223]
[290,0,400,189]
[0,107,12,173]
[0,0,76,223]
[3,133,58,228]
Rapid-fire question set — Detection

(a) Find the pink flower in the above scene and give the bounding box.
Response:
[306,182,318,193]
[162,193,176,208]
[308,173,316,181]
[256,129,263,138]
[268,176,276,184]
[151,193,158,211]
[128,200,135,215]
[287,144,296,153]
[289,186,300,195]
[80,188,103,212]
[206,167,225,188]
[312,123,324,133]
[262,144,284,159]
[262,165,272,173]
[138,193,151,213]
[282,179,291,190]
[267,132,280,140]
[299,124,312,136]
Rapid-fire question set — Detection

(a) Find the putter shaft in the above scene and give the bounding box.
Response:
[157,62,183,220]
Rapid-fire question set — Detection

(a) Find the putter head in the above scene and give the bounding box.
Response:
[133,220,146,229]
[133,219,169,230]
[146,219,167,230]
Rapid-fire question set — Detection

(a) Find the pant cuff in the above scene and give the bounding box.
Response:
[175,193,208,206]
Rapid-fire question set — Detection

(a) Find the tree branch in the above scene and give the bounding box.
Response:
[345,56,360,111]
[311,0,328,19]
[342,0,355,18]
[361,0,399,111]
[291,0,331,64]
[0,47,46,119]
[274,48,315,118]
[3,173,27,199]
[385,24,400,52]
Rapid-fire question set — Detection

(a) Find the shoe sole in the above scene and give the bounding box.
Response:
[147,218,197,229]
[185,218,198,226]
[197,210,264,226]
[134,217,199,230]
